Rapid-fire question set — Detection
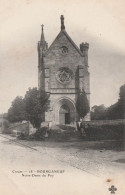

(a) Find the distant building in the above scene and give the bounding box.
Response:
[0,113,7,124]
[38,15,90,125]
[0,113,8,132]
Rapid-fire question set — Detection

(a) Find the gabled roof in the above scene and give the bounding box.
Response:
[46,30,84,57]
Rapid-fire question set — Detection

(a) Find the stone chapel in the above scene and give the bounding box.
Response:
[37,15,90,125]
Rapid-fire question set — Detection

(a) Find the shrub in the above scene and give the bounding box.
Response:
[84,123,123,141]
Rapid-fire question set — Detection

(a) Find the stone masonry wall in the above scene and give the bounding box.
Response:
[40,30,90,123]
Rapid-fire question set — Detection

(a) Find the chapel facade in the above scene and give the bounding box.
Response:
[37,15,90,125]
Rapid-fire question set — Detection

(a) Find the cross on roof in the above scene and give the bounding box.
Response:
[60,15,65,30]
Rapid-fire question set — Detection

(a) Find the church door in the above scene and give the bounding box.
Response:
[59,104,70,124]
[65,113,70,124]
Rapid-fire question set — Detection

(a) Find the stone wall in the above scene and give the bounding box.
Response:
[44,32,89,92]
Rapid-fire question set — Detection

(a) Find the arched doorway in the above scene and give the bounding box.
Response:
[53,97,77,124]
[59,104,70,124]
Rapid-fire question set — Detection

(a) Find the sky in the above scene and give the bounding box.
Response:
[0,0,125,113]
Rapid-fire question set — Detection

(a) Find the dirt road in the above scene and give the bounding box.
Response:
[0,134,125,195]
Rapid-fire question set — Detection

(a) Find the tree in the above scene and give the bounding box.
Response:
[119,84,125,100]
[8,96,26,123]
[7,88,50,128]
[119,84,125,118]
[24,87,50,129]
[91,84,125,120]
[106,85,125,120]
[76,89,90,119]
[91,104,107,120]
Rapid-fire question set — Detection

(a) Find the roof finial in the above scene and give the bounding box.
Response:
[60,15,65,30]
[40,24,45,42]
[41,24,44,32]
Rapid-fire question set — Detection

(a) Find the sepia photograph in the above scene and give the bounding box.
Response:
[0,0,125,194]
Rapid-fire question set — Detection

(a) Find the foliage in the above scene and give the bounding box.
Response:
[76,89,90,119]
[7,88,50,129]
[91,104,107,120]
[7,96,26,123]
[84,123,123,141]
[105,84,125,119]
[91,84,125,120]
[24,88,50,129]
[119,84,125,100]
[29,127,49,140]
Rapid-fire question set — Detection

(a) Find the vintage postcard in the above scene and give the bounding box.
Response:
[0,0,125,194]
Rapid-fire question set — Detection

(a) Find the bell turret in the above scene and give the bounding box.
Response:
[37,25,48,90]
[80,42,89,66]
[39,24,48,54]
